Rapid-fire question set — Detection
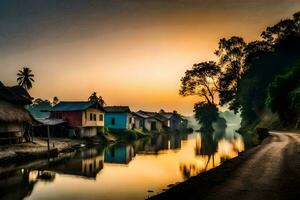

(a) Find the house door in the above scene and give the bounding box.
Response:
[151,121,157,131]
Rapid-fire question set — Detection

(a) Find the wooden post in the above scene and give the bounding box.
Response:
[47,125,50,155]
[31,126,34,142]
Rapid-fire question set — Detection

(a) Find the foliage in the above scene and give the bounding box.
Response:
[88,92,106,106]
[216,11,300,131]
[266,62,300,124]
[27,98,52,118]
[179,11,300,132]
[108,128,149,141]
[53,96,59,105]
[180,61,220,105]
[194,102,219,131]
[17,67,34,90]
[215,36,246,110]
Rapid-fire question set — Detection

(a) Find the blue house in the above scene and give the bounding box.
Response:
[104,106,134,129]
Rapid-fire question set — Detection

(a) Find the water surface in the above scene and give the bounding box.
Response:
[0,130,246,200]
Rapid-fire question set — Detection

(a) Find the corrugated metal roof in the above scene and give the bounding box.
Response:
[35,118,65,126]
[135,111,167,122]
[104,106,130,113]
[132,112,148,118]
[51,101,96,112]
[160,113,173,119]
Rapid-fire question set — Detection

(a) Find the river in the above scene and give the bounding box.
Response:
[0,129,247,200]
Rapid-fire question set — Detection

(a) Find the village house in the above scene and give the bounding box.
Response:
[104,106,135,130]
[50,101,105,138]
[0,82,34,143]
[133,111,165,132]
[159,109,187,131]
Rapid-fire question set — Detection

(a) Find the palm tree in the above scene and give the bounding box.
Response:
[17,67,34,90]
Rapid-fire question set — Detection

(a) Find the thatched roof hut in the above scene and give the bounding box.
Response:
[0,81,33,124]
[0,82,33,105]
[0,82,34,142]
[0,100,33,123]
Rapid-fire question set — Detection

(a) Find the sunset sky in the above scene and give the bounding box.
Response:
[1,0,300,115]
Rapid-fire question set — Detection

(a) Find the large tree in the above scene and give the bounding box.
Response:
[215,36,246,111]
[180,61,221,130]
[194,102,219,131]
[179,61,220,105]
[17,67,34,90]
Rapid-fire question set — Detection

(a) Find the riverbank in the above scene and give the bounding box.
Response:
[0,137,101,173]
[149,131,300,200]
[0,129,153,174]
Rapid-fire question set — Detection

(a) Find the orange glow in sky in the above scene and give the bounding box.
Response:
[1,1,300,115]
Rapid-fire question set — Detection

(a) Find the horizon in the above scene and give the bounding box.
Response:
[1,0,300,115]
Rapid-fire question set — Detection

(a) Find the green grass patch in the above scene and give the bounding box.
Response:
[107,128,150,141]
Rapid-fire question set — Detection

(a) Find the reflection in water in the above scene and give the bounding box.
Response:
[0,169,55,200]
[180,130,245,179]
[104,144,135,164]
[0,128,248,200]
[132,133,186,154]
[49,147,104,179]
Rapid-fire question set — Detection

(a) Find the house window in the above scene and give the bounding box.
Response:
[90,113,93,121]
[99,114,103,121]
[129,117,132,124]
[93,114,96,121]
[111,118,115,125]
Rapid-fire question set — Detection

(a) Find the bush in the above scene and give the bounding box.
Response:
[256,127,270,140]
[108,128,149,141]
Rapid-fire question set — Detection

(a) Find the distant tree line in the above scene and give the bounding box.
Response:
[180,11,300,132]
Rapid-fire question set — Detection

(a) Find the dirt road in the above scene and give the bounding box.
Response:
[150,132,300,200]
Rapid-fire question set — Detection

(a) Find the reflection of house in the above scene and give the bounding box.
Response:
[82,155,104,177]
[133,134,169,154]
[50,148,104,179]
[133,111,164,132]
[0,82,33,143]
[104,106,135,130]
[50,101,105,138]
[170,135,181,149]
[104,144,135,164]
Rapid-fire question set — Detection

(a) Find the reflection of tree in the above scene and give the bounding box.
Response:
[195,131,218,169]
[181,130,245,180]
[180,163,198,180]
[213,117,227,139]
[195,128,228,170]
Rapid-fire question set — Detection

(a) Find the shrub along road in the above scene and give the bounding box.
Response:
[150,132,300,200]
